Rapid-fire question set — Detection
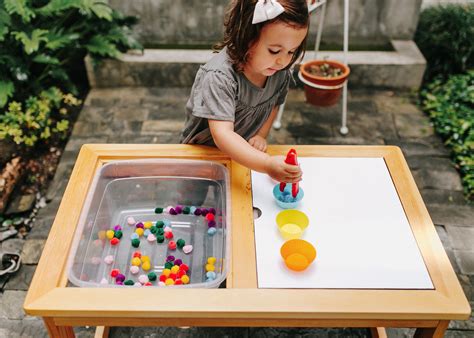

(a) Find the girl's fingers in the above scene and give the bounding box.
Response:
[283,164,301,174]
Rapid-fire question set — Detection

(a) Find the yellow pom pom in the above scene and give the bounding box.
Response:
[106,230,115,240]
[170,265,180,273]
[181,275,190,284]
[98,230,106,240]
[142,261,151,271]
[205,264,215,272]
[162,268,171,277]
[135,228,144,236]
[207,257,216,265]
[165,278,175,285]
[131,257,141,266]
[141,255,150,263]
[144,221,153,229]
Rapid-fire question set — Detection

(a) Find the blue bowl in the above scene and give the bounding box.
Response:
[272,184,304,209]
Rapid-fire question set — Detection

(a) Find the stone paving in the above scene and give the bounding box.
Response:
[0,86,472,337]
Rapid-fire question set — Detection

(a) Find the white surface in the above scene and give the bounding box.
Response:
[252,157,434,289]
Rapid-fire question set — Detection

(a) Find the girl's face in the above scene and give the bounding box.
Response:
[244,21,308,80]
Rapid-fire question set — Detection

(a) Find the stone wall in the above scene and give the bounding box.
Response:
[110,0,423,48]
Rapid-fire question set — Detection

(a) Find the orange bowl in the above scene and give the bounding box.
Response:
[280,239,317,271]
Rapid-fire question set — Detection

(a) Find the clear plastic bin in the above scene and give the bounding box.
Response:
[67,159,230,288]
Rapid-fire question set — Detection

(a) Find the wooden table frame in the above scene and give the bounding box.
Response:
[24,145,470,338]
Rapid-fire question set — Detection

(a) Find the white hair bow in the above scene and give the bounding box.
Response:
[252,0,285,24]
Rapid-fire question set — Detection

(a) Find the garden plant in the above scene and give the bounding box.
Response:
[415,4,474,201]
[0,0,141,233]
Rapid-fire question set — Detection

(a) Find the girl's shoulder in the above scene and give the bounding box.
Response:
[200,48,237,84]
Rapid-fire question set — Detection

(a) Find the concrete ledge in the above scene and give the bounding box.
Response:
[86,40,426,90]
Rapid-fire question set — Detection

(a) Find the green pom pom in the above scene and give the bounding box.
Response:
[148,272,157,281]
[150,226,157,234]
[131,238,140,248]
[177,239,185,248]
[114,230,123,239]
[124,279,134,285]
[155,207,163,214]
[157,228,164,235]
[183,206,190,214]
[157,235,165,243]
[155,220,164,228]
[164,261,173,269]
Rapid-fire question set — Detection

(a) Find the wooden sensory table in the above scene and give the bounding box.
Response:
[24,144,470,338]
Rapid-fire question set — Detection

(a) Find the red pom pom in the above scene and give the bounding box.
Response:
[144,282,152,286]
[110,269,120,278]
[180,263,189,272]
[169,273,177,280]
[110,238,120,245]
[175,279,183,285]
[159,274,167,282]
[177,270,186,278]
[168,241,177,250]
[164,231,173,239]
[205,213,215,221]
[133,251,141,258]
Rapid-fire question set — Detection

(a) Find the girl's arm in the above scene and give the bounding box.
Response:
[208,119,301,183]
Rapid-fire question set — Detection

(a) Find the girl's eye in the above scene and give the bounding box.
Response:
[269,49,280,55]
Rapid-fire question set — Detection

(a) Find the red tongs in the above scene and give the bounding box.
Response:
[279,148,299,198]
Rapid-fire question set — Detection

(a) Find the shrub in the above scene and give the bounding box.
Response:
[0,0,142,108]
[0,87,81,147]
[415,4,474,81]
[420,71,474,200]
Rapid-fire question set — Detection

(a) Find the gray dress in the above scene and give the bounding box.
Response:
[180,47,291,146]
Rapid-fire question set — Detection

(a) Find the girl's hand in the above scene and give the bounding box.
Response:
[264,155,302,183]
[248,135,267,152]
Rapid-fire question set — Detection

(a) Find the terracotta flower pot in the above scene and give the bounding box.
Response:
[299,60,350,107]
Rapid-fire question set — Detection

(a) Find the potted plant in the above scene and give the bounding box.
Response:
[298,60,350,107]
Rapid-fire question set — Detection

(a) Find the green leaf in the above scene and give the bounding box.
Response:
[4,0,35,23]
[45,30,80,50]
[85,35,120,57]
[36,0,82,16]
[12,29,48,54]
[33,54,60,65]
[49,67,69,82]
[0,9,12,41]
[0,80,15,108]
[90,1,112,21]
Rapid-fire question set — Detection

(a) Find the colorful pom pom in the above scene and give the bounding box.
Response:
[106,230,115,239]
[176,239,185,248]
[104,255,114,265]
[148,272,157,281]
[168,241,177,250]
[183,245,193,254]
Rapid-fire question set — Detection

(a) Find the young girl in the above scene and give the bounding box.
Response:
[181,0,308,183]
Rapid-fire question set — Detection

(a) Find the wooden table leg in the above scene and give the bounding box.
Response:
[43,317,75,338]
[94,326,110,338]
[414,320,449,338]
[370,327,388,338]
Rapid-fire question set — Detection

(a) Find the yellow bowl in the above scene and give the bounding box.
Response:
[280,239,317,271]
[276,209,309,240]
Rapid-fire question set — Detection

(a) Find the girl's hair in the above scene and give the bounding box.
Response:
[215,0,309,72]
